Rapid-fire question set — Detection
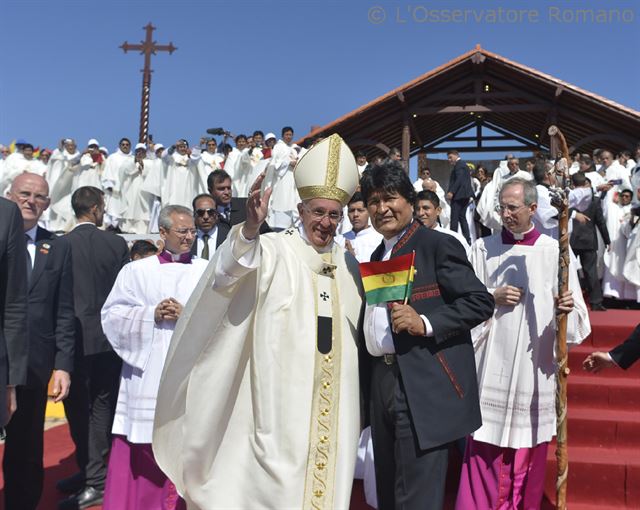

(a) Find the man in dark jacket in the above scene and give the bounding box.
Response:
[360,161,494,509]
[570,172,610,311]
[446,149,474,243]
[58,186,129,510]
[4,173,75,510]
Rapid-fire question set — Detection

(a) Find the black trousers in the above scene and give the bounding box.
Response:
[574,249,603,305]
[63,350,121,490]
[3,384,48,510]
[449,199,471,244]
[369,358,449,510]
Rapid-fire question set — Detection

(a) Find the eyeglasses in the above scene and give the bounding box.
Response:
[495,204,527,214]
[304,205,343,223]
[170,228,197,237]
[120,142,130,147]
[195,208,217,217]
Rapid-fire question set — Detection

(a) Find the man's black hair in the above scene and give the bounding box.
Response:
[416,190,440,208]
[71,186,105,218]
[359,160,416,206]
[130,240,158,260]
[207,169,232,192]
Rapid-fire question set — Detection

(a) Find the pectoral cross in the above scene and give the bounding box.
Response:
[120,23,177,143]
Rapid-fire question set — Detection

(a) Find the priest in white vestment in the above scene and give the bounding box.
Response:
[141,144,166,233]
[456,178,591,510]
[0,143,46,193]
[603,190,635,300]
[120,143,154,234]
[47,139,82,232]
[101,205,208,510]
[335,191,383,264]
[74,140,105,191]
[101,138,134,228]
[234,132,269,198]
[197,138,224,187]
[153,134,363,510]
[263,129,301,230]
[161,140,204,209]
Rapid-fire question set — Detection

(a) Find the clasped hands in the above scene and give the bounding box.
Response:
[154,297,183,323]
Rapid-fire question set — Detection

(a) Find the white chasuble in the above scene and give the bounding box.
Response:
[470,234,591,449]
[161,152,204,208]
[102,255,208,444]
[153,226,363,510]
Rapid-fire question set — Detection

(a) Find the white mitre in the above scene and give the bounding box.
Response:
[294,134,359,206]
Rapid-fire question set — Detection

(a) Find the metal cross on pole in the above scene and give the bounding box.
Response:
[120,23,176,144]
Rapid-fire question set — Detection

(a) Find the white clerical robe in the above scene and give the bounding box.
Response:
[622,219,640,289]
[234,148,265,197]
[264,140,300,230]
[74,153,104,190]
[197,150,224,185]
[335,226,383,263]
[153,226,362,510]
[102,150,134,223]
[470,233,590,449]
[603,203,633,298]
[161,152,203,208]
[121,159,154,234]
[141,154,167,232]
[0,155,46,193]
[48,149,82,232]
[102,255,208,444]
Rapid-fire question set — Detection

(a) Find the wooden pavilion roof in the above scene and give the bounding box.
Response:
[299,45,640,159]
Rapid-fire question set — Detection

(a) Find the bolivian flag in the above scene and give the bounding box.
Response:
[360,252,416,305]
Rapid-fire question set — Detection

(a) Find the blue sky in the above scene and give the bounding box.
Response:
[1,0,638,159]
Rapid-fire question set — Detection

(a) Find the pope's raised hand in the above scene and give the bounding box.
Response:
[243,172,273,240]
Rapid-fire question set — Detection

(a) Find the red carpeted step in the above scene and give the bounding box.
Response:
[545,445,640,507]
[568,373,640,410]
[566,406,640,449]
[582,310,638,348]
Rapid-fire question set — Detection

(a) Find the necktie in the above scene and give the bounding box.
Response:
[201,234,210,260]
[25,233,33,282]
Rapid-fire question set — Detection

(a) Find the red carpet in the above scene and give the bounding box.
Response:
[0,310,636,510]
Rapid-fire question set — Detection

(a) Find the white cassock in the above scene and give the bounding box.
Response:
[161,152,203,208]
[48,149,82,232]
[602,162,632,219]
[141,152,167,233]
[622,219,640,291]
[434,225,471,258]
[413,178,451,228]
[223,147,241,182]
[264,141,301,230]
[120,159,154,234]
[74,153,104,190]
[234,148,266,197]
[101,255,208,444]
[603,203,634,299]
[102,150,134,226]
[153,225,362,510]
[470,233,591,449]
[0,155,46,193]
[197,151,224,186]
[335,226,383,263]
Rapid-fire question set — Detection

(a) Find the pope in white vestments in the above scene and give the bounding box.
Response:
[153,134,363,510]
[101,205,208,510]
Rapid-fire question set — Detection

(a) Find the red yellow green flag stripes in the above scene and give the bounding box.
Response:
[359,251,416,305]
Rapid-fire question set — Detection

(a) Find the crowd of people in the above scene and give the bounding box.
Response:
[0,131,639,510]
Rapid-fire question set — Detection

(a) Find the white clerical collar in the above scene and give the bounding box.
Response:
[25,225,38,243]
[510,223,535,241]
[297,224,333,254]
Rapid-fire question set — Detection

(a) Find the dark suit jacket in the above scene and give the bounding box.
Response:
[190,221,231,258]
[570,193,610,250]
[610,324,640,369]
[64,224,129,356]
[220,197,271,233]
[362,221,494,450]
[447,159,474,200]
[27,228,75,387]
[0,198,28,424]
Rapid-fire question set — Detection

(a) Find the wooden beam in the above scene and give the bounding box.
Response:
[568,132,637,153]
[414,104,550,114]
[482,119,544,149]
[413,121,477,153]
[413,144,541,155]
[451,135,511,142]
